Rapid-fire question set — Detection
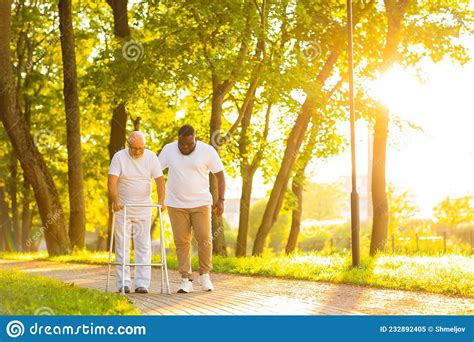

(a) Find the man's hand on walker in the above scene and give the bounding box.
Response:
[159,201,167,213]
[213,198,224,217]
[112,201,124,212]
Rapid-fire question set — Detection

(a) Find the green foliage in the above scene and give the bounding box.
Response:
[387,183,419,236]
[2,251,472,297]
[248,199,290,253]
[301,182,348,221]
[2,0,473,253]
[433,196,474,229]
[0,269,139,315]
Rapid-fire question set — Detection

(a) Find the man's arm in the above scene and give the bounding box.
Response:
[154,176,166,212]
[212,171,226,217]
[108,175,123,212]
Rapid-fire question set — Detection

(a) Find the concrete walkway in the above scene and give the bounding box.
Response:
[1,259,472,315]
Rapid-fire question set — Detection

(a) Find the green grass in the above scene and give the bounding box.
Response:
[0,269,140,315]
[1,250,472,297]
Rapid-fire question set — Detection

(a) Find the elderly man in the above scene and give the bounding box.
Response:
[108,131,166,294]
[159,125,225,293]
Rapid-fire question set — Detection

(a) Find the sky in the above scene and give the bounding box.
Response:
[225,36,474,220]
[309,36,474,218]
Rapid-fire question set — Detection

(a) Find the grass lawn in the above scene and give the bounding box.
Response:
[0,251,472,297]
[0,269,139,315]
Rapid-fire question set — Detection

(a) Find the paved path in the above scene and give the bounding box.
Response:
[1,259,472,315]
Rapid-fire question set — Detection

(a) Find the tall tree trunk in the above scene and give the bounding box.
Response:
[285,116,320,254]
[285,179,303,254]
[9,151,20,250]
[235,0,270,257]
[236,167,255,256]
[235,85,256,257]
[21,179,32,251]
[0,187,4,251]
[106,0,131,37]
[250,0,376,256]
[209,173,226,256]
[252,51,339,256]
[285,166,306,255]
[369,0,408,255]
[209,81,227,256]
[251,98,314,255]
[59,0,86,251]
[0,186,13,252]
[370,105,389,254]
[0,217,4,251]
[234,83,263,257]
[100,104,128,251]
[99,0,130,251]
[206,3,253,256]
[0,0,70,255]
[130,115,141,131]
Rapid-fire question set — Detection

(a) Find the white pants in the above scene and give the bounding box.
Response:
[114,209,152,290]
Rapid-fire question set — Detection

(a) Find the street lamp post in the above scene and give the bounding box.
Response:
[347,0,360,267]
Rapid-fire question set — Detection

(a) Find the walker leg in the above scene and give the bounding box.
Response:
[121,206,127,295]
[159,207,164,293]
[159,206,171,294]
[106,211,116,292]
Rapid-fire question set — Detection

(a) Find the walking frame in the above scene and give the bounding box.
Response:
[105,204,171,295]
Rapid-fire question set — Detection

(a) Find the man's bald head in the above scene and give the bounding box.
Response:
[128,131,146,159]
[128,131,146,145]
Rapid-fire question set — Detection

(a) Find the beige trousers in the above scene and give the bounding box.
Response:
[167,205,212,279]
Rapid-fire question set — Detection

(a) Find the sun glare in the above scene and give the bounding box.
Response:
[364,59,474,216]
[369,66,425,124]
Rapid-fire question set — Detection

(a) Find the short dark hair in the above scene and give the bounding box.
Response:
[178,125,196,137]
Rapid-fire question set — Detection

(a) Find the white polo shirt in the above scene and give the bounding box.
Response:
[158,141,224,208]
[108,148,163,211]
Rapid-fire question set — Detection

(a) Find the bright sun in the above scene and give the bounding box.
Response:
[365,53,474,216]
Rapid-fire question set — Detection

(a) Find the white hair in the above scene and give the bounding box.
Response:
[128,131,146,145]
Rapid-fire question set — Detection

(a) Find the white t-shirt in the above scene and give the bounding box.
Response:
[159,141,224,208]
[108,149,163,210]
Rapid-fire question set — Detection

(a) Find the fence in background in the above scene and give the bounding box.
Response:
[298,230,473,254]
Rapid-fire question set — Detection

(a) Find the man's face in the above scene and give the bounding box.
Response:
[178,134,197,155]
[128,139,145,159]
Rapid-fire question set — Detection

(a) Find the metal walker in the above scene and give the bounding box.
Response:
[105,204,171,295]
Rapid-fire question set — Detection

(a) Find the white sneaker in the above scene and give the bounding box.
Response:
[198,273,214,291]
[177,279,194,293]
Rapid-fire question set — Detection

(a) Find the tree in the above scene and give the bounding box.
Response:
[368,0,472,255]
[234,0,280,257]
[138,0,263,255]
[433,196,473,229]
[201,0,255,256]
[0,185,12,251]
[370,0,410,256]
[7,151,20,249]
[248,199,290,254]
[387,184,418,236]
[0,0,70,255]
[235,98,271,256]
[252,0,376,255]
[58,0,86,250]
[98,0,131,251]
[301,182,347,221]
[285,118,345,254]
[9,0,44,251]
